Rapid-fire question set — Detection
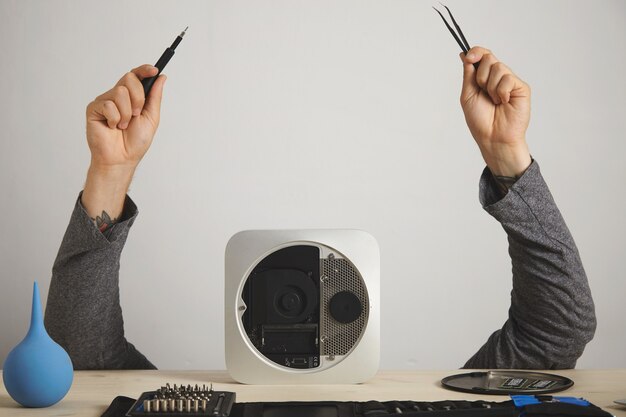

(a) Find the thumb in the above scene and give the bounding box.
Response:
[460,53,479,104]
[143,74,166,122]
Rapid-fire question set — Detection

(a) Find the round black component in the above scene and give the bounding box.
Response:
[268,270,317,322]
[280,292,301,312]
[275,285,307,318]
[329,291,362,324]
[441,371,574,395]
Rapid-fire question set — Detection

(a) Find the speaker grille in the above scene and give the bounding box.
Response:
[320,258,369,356]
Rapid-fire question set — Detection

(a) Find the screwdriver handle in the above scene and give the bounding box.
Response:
[141,47,175,97]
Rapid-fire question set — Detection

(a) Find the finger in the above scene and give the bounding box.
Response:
[143,74,166,125]
[460,52,479,104]
[98,86,132,129]
[87,99,121,130]
[474,52,498,90]
[116,72,146,116]
[130,64,159,80]
[495,74,516,104]
[486,62,511,104]
[498,74,530,104]
[463,46,493,65]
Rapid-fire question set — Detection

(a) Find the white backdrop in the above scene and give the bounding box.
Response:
[1,0,625,370]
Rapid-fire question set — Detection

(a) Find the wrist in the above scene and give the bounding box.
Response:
[82,163,136,221]
[87,161,136,183]
[480,142,532,178]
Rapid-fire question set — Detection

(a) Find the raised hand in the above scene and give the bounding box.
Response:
[460,46,532,178]
[86,65,165,169]
[82,65,166,229]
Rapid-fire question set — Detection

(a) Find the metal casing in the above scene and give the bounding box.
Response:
[225,229,380,384]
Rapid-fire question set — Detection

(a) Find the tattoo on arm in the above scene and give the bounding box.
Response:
[93,211,118,233]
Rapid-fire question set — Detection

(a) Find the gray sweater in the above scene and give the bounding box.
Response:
[44,161,596,370]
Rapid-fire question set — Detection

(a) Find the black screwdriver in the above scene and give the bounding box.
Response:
[141,27,188,97]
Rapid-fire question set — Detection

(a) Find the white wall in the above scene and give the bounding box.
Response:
[1,0,624,370]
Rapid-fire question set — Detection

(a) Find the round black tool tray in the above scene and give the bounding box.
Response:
[441,370,574,395]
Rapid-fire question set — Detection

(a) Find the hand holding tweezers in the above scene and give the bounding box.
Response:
[433,4,480,69]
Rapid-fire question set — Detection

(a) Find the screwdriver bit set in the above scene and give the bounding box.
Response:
[126,383,236,416]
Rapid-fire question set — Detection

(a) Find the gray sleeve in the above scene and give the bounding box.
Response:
[463,160,596,369]
[44,193,156,370]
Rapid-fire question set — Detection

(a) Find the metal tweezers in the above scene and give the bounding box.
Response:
[433,4,479,69]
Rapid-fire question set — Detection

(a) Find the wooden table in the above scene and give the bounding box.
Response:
[1,370,625,416]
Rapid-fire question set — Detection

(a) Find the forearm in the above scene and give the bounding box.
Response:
[464,161,596,369]
[81,164,135,231]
